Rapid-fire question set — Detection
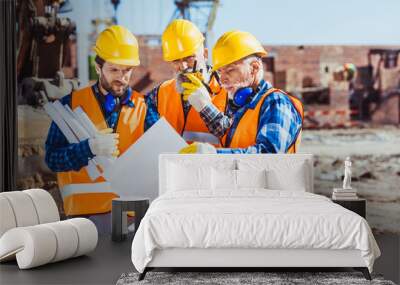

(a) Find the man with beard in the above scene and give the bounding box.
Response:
[179,30,303,154]
[145,19,227,147]
[45,26,147,228]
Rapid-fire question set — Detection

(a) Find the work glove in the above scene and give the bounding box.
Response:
[179,142,217,154]
[88,128,120,157]
[181,73,212,112]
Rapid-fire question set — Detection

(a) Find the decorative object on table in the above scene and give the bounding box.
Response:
[0,189,98,269]
[332,156,358,200]
[112,197,149,242]
[343,156,352,189]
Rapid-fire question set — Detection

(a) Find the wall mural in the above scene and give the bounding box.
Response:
[16,1,400,235]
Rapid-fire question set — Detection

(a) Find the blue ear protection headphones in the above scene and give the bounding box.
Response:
[212,65,257,108]
[103,87,132,113]
[104,93,117,113]
[232,87,254,107]
[212,70,255,108]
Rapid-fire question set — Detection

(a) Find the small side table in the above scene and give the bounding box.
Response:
[112,197,149,242]
[332,198,366,218]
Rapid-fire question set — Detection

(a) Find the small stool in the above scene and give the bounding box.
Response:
[111,197,149,242]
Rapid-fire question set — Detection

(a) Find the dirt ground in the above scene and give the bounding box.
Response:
[300,126,400,233]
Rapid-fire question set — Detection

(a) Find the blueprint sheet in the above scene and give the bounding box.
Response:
[103,117,187,201]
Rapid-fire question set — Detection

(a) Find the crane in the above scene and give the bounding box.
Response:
[171,0,219,43]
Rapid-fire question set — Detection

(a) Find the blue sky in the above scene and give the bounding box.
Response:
[116,0,400,46]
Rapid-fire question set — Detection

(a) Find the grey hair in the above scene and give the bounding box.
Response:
[242,55,264,83]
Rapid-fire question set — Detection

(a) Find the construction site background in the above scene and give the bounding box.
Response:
[15,0,400,235]
[131,37,400,127]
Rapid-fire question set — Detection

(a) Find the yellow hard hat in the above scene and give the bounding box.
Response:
[162,19,205,62]
[212,30,267,71]
[93,25,140,66]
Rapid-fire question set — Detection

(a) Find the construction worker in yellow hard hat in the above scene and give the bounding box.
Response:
[45,25,147,231]
[180,30,304,154]
[144,19,228,146]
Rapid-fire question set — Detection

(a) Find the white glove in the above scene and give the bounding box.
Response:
[179,142,217,154]
[88,128,119,157]
[181,73,212,112]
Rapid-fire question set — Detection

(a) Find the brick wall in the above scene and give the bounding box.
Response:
[132,36,400,124]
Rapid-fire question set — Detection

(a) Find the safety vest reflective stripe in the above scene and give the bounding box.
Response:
[60,182,112,199]
[182,131,220,145]
[285,93,304,153]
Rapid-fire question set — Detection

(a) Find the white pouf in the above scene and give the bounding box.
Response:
[0,189,98,269]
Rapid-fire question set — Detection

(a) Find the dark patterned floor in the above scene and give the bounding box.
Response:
[117,271,396,285]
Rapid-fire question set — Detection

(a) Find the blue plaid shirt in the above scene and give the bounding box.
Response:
[199,80,302,154]
[45,84,140,172]
[144,86,161,131]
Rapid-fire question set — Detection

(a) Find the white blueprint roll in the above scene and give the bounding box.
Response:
[67,218,98,257]
[0,196,17,237]
[0,226,57,269]
[1,192,39,227]
[42,221,79,262]
[23,189,60,223]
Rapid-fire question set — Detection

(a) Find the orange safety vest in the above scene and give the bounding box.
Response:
[57,86,146,216]
[222,88,304,153]
[156,75,227,146]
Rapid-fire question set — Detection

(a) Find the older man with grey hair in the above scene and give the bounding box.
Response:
[179,30,304,154]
